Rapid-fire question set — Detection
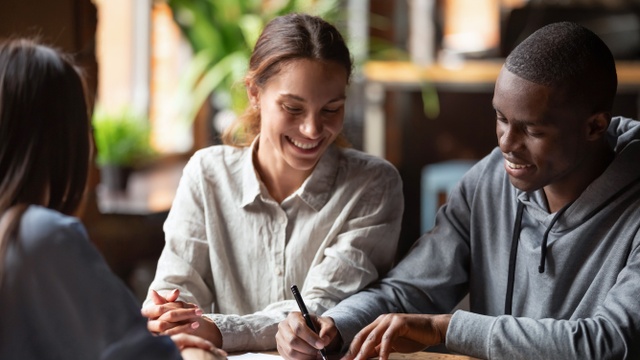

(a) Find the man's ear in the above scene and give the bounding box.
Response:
[586,112,610,141]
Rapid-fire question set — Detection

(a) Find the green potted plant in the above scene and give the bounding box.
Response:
[92,106,155,191]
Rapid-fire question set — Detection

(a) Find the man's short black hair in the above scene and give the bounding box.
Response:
[505,21,617,113]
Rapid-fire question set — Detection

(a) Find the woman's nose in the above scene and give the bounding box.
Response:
[300,113,322,138]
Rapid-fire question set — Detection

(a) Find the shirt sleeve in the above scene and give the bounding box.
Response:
[446,239,640,360]
[144,157,214,309]
[211,160,405,352]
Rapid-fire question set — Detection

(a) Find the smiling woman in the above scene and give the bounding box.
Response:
[140,13,405,353]
[250,59,348,202]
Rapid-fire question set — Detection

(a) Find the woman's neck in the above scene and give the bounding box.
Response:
[254,145,311,203]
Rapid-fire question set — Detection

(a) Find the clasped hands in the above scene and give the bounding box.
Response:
[141,289,224,352]
[276,312,452,360]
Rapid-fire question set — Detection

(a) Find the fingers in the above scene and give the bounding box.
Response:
[150,289,169,305]
[166,288,180,302]
[147,307,203,334]
[377,325,398,360]
[344,321,375,360]
[346,313,447,360]
[277,312,330,360]
[158,307,203,323]
[161,320,200,336]
[170,332,226,356]
[142,300,199,320]
[347,315,396,360]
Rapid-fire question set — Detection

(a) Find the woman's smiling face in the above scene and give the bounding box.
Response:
[252,58,348,178]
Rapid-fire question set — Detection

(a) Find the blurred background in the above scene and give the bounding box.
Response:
[1,0,639,301]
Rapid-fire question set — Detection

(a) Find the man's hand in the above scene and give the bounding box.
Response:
[276,312,340,360]
[343,313,452,360]
[142,289,223,347]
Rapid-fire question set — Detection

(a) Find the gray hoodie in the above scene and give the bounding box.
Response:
[326,117,640,359]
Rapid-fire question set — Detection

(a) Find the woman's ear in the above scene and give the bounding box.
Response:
[586,112,610,141]
[247,82,260,109]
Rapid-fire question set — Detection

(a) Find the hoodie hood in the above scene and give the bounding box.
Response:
[520,116,640,230]
[504,117,640,312]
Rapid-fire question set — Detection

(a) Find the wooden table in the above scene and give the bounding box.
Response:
[386,351,477,360]
[253,351,477,360]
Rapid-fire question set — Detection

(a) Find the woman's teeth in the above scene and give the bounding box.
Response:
[288,136,319,150]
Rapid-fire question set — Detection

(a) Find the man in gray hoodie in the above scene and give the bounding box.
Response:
[275,22,640,360]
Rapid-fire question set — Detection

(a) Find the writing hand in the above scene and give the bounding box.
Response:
[343,314,451,360]
[277,312,339,360]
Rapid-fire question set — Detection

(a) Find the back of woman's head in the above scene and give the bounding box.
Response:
[223,13,353,146]
[0,38,89,216]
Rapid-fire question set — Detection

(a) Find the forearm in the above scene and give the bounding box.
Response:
[446,311,630,360]
[206,311,288,352]
[180,348,226,360]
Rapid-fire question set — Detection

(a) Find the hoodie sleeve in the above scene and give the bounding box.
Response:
[446,234,640,360]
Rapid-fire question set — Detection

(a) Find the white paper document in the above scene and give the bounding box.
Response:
[228,353,284,360]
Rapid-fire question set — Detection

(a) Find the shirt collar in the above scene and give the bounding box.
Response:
[296,144,340,211]
[240,136,263,207]
[240,137,341,211]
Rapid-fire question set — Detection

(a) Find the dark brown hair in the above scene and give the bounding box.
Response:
[222,13,353,147]
[0,38,90,282]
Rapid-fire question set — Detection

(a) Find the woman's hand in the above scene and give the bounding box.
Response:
[276,312,340,360]
[171,333,227,360]
[343,313,452,360]
[142,289,223,347]
[142,289,202,334]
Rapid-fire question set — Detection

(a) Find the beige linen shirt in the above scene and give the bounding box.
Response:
[146,140,403,351]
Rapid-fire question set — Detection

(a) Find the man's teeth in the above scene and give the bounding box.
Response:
[289,137,319,150]
[506,160,530,169]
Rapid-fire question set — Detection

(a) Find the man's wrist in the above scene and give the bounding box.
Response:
[432,314,452,344]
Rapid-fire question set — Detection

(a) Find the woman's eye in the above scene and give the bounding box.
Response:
[323,107,341,114]
[282,104,302,114]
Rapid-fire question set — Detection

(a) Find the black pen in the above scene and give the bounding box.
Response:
[291,285,328,360]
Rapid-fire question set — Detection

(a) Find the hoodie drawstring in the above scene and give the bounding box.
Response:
[538,202,574,273]
[504,201,524,316]
[504,200,573,315]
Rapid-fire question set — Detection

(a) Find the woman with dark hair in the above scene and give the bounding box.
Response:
[0,38,225,360]
[142,13,403,352]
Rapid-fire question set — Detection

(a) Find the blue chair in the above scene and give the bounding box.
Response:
[421,160,476,234]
